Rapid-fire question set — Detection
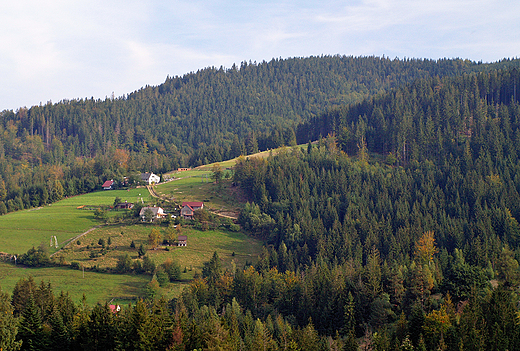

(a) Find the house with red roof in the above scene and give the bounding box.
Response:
[180,201,204,219]
[102,180,114,190]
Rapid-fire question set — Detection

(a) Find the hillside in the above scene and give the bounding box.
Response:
[3,57,520,350]
[1,56,520,219]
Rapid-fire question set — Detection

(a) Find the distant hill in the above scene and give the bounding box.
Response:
[0,56,519,216]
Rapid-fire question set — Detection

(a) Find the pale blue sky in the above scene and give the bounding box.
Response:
[1,0,519,110]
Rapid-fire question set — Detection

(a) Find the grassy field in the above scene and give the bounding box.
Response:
[0,261,149,305]
[0,222,262,303]
[0,181,262,303]
[0,148,291,303]
[0,188,152,255]
[59,224,261,275]
[156,171,241,216]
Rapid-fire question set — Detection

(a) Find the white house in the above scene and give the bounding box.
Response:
[139,206,165,221]
[141,172,160,185]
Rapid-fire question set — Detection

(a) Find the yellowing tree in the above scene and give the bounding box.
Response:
[113,148,130,169]
[415,231,438,265]
[148,228,162,248]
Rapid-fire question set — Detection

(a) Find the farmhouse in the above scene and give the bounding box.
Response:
[139,206,165,222]
[141,172,160,185]
[180,205,194,219]
[180,201,204,219]
[178,235,187,246]
[102,180,114,190]
[115,202,134,210]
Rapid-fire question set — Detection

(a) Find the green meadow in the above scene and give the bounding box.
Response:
[0,261,149,305]
[157,170,240,215]
[0,188,152,255]
[0,175,263,302]
[59,224,261,274]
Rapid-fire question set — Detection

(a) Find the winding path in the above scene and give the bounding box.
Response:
[50,225,103,257]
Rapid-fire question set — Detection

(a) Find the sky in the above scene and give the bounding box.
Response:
[1,0,519,111]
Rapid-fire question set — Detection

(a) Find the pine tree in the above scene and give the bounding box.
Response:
[17,293,46,351]
[0,289,22,351]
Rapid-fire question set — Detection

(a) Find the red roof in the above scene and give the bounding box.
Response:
[102,180,114,187]
[109,305,120,313]
[182,201,203,208]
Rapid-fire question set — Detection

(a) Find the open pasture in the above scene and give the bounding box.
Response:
[156,171,240,215]
[0,188,151,255]
[59,224,261,278]
[0,261,149,305]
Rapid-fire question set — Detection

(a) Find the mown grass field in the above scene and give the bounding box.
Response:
[156,170,240,216]
[0,261,149,305]
[0,188,151,255]
[59,224,260,275]
[0,175,263,303]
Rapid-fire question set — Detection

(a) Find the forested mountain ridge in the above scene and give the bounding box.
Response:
[228,67,520,348]
[3,59,520,350]
[3,56,519,215]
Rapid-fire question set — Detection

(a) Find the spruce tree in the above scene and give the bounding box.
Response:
[0,290,22,351]
[17,293,46,351]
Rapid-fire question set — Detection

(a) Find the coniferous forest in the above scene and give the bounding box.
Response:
[2,56,520,350]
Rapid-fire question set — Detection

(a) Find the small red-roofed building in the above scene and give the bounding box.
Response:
[182,201,204,210]
[109,305,121,313]
[102,180,114,190]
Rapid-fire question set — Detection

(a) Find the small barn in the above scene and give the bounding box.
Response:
[178,235,188,246]
[115,202,134,210]
[180,204,194,219]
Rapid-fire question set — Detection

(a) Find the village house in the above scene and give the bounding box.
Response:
[141,172,160,185]
[102,180,114,190]
[180,201,204,219]
[139,206,165,222]
[182,201,204,210]
[109,305,121,313]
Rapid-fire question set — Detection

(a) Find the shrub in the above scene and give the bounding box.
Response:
[156,267,169,287]
[70,261,80,270]
[19,246,50,267]
[143,255,156,274]
[162,258,182,282]
[116,253,132,273]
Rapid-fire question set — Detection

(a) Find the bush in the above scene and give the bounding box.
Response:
[19,245,50,267]
[70,261,80,270]
[162,258,182,282]
[143,255,156,274]
[116,253,132,273]
[156,267,169,287]
[132,260,144,274]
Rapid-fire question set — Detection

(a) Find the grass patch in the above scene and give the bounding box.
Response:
[155,175,240,215]
[0,188,151,255]
[0,261,148,305]
[60,224,261,277]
